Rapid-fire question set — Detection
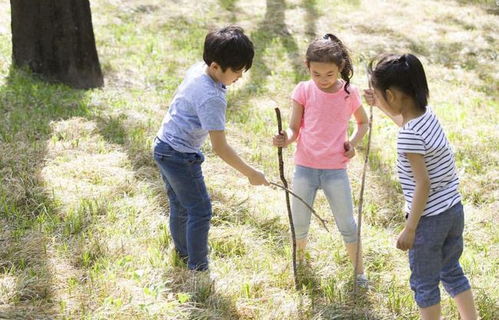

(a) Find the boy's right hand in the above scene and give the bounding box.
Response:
[363,89,377,107]
[248,169,269,186]
[272,130,288,148]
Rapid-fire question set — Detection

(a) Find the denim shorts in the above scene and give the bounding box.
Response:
[291,165,357,243]
[409,201,471,308]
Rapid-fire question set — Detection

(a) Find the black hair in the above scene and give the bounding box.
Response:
[306,33,353,94]
[203,25,254,72]
[368,53,429,111]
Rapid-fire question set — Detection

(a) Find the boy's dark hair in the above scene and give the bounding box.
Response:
[203,25,254,72]
[306,33,353,94]
[368,53,429,111]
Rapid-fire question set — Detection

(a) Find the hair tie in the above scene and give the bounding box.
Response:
[323,33,333,40]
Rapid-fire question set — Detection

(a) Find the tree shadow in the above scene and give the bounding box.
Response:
[0,67,89,318]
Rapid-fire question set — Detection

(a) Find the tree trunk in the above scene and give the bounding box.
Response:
[10,0,104,89]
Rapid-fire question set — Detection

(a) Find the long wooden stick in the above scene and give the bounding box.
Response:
[275,107,298,290]
[353,69,374,295]
[269,182,329,232]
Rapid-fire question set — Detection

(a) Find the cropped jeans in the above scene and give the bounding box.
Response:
[153,137,212,271]
[291,165,358,243]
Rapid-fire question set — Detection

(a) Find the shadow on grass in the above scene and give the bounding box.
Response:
[0,68,90,318]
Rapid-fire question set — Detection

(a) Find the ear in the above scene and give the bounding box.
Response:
[338,61,345,73]
[385,88,395,104]
[209,62,221,71]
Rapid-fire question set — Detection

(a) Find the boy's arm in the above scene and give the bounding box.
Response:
[209,130,269,186]
[273,100,303,147]
[397,152,430,251]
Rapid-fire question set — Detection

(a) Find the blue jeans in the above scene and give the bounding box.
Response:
[292,165,357,243]
[409,202,471,308]
[153,138,212,271]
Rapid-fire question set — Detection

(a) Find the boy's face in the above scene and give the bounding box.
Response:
[209,62,244,86]
[308,61,341,90]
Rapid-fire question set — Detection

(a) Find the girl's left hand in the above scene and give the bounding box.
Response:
[396,227,416,251]
[344,141,355,158]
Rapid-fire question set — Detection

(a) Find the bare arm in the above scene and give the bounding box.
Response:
[397,153,430,251]
[272,100,304,147]
[209,130,268,186]
[349,105,370,147]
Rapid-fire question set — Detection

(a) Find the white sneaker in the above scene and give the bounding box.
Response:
[356,274,369,289]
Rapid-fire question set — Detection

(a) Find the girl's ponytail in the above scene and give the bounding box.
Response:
[369,53,429,111]
[323,33,353,94]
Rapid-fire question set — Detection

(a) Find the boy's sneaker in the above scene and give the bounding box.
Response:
[356,274,369,289]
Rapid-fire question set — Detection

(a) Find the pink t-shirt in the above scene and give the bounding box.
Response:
[292,80,361,169]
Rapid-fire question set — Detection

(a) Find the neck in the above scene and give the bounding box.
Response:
[401,99,425,125]
[205,66,219,83]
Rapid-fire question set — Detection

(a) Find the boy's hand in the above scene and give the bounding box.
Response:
[344,141,356,159]
[396,227,416,251]
[272,131,288,148]
[363,89,377,107]
[248,169,269,186]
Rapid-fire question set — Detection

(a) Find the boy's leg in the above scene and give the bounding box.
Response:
[160,172,188,259]
[291,165,319,261]
[439,203,476,319]
[154,140,211,271]
[420,303,442,320]
[320,169,363,273]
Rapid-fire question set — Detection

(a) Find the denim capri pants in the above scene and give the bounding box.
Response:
[291,165,358,243]
[409,201,471,308]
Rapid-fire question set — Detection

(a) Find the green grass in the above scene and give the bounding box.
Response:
[0,0,498,319]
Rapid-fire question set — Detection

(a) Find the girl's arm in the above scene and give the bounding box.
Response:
[397,152,430,251]
[273,100,303,147]
[349,105,370,147]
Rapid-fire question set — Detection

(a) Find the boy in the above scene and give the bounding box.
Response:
[153,26,268,271]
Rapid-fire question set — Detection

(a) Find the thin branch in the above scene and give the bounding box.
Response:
[269,182,329,232]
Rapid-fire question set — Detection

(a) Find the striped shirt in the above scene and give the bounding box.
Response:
[397,107,461,217]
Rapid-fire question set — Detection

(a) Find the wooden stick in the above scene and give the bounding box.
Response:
[275,107,298,290]
[269,182,329,232]
[353,68,374,295]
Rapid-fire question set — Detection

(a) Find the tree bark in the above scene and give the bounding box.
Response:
[10,0,103,89]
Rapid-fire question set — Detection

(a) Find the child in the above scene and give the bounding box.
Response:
[154,26,269,272]
[364,53,477,319]
[273,34,369,287]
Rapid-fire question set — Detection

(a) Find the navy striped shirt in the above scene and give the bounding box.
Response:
[397,107,461,217]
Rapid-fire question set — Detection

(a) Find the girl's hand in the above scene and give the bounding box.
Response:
[273,130,288,148]
[363,89,377,107]
[344,141,356,158]
[396,227,416,251]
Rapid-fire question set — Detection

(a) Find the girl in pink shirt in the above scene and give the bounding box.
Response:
[273,34,369,287]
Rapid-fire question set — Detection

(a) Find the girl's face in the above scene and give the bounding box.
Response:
[373,87,402,116]
[308,61,342,91]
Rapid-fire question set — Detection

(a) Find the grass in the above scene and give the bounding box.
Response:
[0,0,498,319]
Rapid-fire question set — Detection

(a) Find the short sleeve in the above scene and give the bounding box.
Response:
[198,96,226,131]
[348,86,362,114]
[397,129,426,155]
[291,82,306,106]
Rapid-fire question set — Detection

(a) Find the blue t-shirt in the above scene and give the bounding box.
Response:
[157,62,227,153]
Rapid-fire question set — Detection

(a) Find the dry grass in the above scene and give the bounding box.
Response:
[0,0,497,319]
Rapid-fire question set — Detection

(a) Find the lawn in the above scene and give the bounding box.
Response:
[0,0,497,319]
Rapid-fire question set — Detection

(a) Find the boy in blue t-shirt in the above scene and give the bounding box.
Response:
[154,26,269,271]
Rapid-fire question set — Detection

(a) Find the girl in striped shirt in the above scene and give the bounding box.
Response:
[364,54,477,320]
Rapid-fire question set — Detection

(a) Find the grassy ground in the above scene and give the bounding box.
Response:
[0,0,497,319]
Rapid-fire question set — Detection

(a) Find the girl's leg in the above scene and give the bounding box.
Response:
[291,165,319,262]
[440,203,476,319]
[453,289,477,320]
[321,169,363,273]
[420,303,441,320]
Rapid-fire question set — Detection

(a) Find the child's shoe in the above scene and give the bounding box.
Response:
[356,273,369,289]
